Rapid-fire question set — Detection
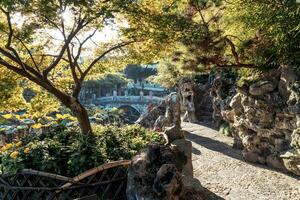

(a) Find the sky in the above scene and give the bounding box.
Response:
[11,9,127,57]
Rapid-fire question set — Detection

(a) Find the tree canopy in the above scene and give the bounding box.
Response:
[0,0,299,133]
[0,0,138,133]
[121,0,300,87]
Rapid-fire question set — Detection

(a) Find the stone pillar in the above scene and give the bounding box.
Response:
[140,90,144,100]
[113,90,117,100]
[149,91,153,99]
[125,90,128,96]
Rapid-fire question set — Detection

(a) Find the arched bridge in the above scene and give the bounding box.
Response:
[84,96,164,114]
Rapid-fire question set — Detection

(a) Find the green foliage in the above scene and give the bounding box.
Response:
[0,67,61,116]
[0,124,163,176]
[87,106,137,125]
[224,0,300,71]
[123,0,300,77]
[149,60,188,89]
[124,64,157,80]
[219,122,231,137]
[0,68,27,111]
[236,68,261,87]
[85,73,130,88]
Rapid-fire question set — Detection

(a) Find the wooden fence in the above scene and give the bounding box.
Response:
[0,160,131,200]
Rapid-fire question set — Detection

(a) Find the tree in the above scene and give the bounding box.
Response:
[122,0,253,72]
[223,0,300,71]
[124,64,157,80]
[0,0,135,134]
[123,0,300,75]
[148,60,188,89]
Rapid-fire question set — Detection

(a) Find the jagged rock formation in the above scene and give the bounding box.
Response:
[212,66,300,175]
[137,92,181,131]
[136,100,166,129]
[194,83,214,124]
[210,77,235,128]
[178,78,197,123]
[164,92,181,128]
[126,142,203,200]
[178,77,214,125]
[137,77,215,132]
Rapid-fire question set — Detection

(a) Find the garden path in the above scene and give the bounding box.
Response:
[182,122,300,200]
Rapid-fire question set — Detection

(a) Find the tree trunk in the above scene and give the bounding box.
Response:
[68,97,93,134]
[48,87,93,134]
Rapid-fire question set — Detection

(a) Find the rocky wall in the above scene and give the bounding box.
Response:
[212,66,300,175]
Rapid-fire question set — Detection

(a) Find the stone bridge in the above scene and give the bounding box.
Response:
[84,96,164,114]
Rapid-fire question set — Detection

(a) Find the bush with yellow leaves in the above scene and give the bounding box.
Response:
[0,124,163,176]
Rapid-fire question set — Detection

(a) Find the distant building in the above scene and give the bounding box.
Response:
[79,64,167,103]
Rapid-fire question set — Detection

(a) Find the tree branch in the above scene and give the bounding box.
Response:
[82,41,134,79]
[71,41,134,97]
[216,63,256,68]
[42,18,85,78]
[224,37,240,64]
[72,29,98,76]
[0,57,24,74]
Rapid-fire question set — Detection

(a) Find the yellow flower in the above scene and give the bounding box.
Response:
[1,146,5,152]
[32,123,42,129]
[56,114,63,119]
[2,113,13,119]
[15,114,22,120]
[10,151,19,159]
[24,148,30,154]
[69,116,77,121]
[2,143,13,151]
[16,141,22,147]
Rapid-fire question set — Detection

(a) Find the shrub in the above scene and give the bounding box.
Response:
[0,124,163,177]
[219,122,232,137]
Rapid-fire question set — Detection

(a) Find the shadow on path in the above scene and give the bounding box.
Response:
[186,131,243,160]
[192,146,202,155]
[186,131,300,181]
[200,187,226,200]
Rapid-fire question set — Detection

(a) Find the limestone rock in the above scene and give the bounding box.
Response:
[126,141,206,200]
[242,151,259,163]
[179,187,204,200]
[136,100,166,129]
[165,92,181,128]
[249,81,276,96]
[278,66,298,100]
[153,164,183,199]
[193,82,214,124]
[266,155,286,171]
[126,143,187,200]
[137,91,181,130]
[210,77,235,127]
[163,125,185,144]
[280,150,300,176]
[171,139,193,181]
[291,128,300,149]
[209,67,300,176]
[153,115,167,132]
[179,78,197,123]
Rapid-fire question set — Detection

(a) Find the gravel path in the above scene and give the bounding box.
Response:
[182,122,300,200]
